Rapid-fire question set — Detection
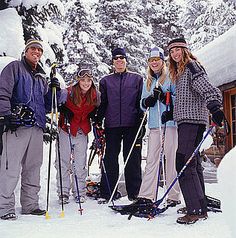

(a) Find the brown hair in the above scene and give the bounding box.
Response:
[146,61,167,92]
[70,81,97,106]
[168,48,199,82]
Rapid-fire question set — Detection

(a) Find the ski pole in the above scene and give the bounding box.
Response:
[155,90,170,202]
[153,126,214,209]
[45,64,57,219]
[54,88,65,218]
[108,111,148,204]
[67,125,83,215]
[93,125,114,206]
[155,82,167,205]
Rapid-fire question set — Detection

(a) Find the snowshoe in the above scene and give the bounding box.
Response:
[130,203,168,219]
[206,195,221,210]
[109,197,153,215]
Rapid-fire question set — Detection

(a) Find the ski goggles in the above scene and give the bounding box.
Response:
[77,69,93,78]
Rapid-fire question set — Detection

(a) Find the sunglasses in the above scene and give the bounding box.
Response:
[77,69,93,78]
[113,55,126,60]
[148,57,161,62]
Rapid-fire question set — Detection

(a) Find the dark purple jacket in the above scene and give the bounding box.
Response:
[98,71,143,128]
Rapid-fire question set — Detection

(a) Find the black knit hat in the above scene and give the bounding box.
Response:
[167,38,188,52]
[111,47,127,59]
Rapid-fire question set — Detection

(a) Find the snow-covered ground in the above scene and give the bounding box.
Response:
[0,134,235,238]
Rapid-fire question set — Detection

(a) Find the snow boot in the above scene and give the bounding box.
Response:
[0,213,17,220]
[59,195,69,205]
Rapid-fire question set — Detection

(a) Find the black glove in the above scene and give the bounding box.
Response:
[89,108,98,122]
[211,108,224,127]
[60,104,74,123]
[207,102,225,127]
[142,96,157,108]
[161,111,173,124]
[0,115,19,132]
[50,77,61,90]
[153,86,166,103]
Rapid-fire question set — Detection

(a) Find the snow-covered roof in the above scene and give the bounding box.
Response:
[195,24,236,87]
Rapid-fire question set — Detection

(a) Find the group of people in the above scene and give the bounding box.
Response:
[0,37,225,224]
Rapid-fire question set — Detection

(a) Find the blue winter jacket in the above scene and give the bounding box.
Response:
[0,57,55,129]
[97,71,143,128]
[140,75,177,129]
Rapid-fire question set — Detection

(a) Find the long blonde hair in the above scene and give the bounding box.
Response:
[146,62,167,92]
[168,48,198,82]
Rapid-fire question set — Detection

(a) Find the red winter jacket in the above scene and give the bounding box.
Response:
[60,89,97,136]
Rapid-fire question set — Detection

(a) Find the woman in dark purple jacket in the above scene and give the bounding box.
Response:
[96,48,144,203]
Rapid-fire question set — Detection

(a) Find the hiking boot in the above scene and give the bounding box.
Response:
[128,194,138,201]
[59,195,69,205]
[29,209,46,216]
[167,199,181,208]
[98,192,121,204]
[1,213,17,220]
[177,207,187,214]
[75,196,86,203]
[22,208,46,216]
[177,213,208,224]
[132,197,153,206]
[97,197,108,204]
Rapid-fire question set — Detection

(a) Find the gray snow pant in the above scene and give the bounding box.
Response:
[0,127,43,216]
[55,129,88,198]
[176,123,207,215]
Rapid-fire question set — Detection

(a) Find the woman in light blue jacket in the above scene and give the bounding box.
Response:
[134,47,180,207]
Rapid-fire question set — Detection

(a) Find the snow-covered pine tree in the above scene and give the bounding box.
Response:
[142,0,184,54]
[61,0,109,82]
[96,0,154,76]
[4,0,66,67]
[180,0,236,50]
[0,0,9,10]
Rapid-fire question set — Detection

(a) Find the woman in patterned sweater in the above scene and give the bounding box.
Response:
[167,38,225,225]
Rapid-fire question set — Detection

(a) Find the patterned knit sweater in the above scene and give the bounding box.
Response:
[173,60,222,126]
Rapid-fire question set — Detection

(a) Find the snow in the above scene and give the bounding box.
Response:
[0,8,24,59]
[0,136,235,238]
[0,2,236,238]
[195,24,236,87]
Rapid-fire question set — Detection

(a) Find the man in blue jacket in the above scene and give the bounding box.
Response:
[0,39,61,220]
[96,48,144,202]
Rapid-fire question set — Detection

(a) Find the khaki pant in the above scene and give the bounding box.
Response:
[0,127,43,216]
[138,127,180,201]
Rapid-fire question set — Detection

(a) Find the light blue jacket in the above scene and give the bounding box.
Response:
[140,75,177,129]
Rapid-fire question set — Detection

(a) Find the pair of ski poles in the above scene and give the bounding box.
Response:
[45,64,64,219]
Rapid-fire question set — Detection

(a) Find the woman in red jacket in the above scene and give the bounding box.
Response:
[55,69,100,204]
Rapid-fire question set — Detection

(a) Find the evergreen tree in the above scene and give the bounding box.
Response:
[96,0,154,76]
[61,0,108,82]
[181,0,236,50]
[144,0,184,53]
[5,0,66,65]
